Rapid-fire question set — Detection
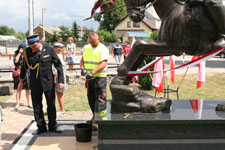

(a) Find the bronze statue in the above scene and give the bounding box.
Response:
[110,0,225,113]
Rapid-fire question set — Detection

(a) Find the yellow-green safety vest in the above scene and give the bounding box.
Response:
[83,43,108,77]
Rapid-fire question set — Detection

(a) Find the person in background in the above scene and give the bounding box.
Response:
[111,39,123,68]
[80,32,109,130]
[123,41,132,59]
[53,42,67,117]
[57,37,63,44]
[20,35,64,135]
[13,44,32,110]
[65,37,76,73]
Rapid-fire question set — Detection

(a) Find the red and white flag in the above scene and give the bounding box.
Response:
[169,55,175,85]
[189,99,204,119]
[192,56,205,88]
[152,57,165,93]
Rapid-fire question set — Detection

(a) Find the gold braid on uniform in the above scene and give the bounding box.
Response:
[23,50,39,79]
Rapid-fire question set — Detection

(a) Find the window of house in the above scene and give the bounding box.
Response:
[133,22,140,28]
[127,21,131,28]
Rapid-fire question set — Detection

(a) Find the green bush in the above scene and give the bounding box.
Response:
[97,30,118,43]
[138,56,155,90]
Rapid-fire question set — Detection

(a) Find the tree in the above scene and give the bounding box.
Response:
[45,32,58,43]
[82,29,94,42]
[97,30,118,43]
[0,25,16,35]
[71,21,79,40]
[15,32,26,40]
[98,0,127,31]
[147,30,158,40]
[59,25,72,42]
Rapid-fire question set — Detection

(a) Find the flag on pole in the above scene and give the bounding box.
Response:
[152,57,165,93]
[182,53,185,64]
[169,55,175,85]
[191,56,205,88]
[197,61,205,88]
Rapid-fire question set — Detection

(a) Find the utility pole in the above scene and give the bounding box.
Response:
[80,16,83,39]
[42,8,45,41]
[28,0,34,35]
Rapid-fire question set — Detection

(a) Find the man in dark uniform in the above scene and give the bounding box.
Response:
[19,35,64,135]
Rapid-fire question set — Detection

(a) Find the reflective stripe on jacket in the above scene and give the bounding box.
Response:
[83,43,107,77]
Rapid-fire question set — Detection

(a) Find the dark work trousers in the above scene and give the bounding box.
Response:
[31,79,57,130]
[86,77,107,116]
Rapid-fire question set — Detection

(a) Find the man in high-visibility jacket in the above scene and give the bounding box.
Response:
[80,32,109,123]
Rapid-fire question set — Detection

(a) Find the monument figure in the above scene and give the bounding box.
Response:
[110,0,225,113]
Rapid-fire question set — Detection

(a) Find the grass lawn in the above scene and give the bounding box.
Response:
[143,73,225,99]
[61,73,225,112]
[60,82,112,112]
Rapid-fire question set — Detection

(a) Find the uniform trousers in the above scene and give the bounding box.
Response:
[31,79,57,130]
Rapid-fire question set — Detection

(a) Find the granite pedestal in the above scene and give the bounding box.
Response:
[95,100,225,150]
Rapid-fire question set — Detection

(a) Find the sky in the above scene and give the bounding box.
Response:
[0,0,99,33]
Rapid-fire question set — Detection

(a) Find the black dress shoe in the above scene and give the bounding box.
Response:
[49,127,62,133]
[32,128,47,135]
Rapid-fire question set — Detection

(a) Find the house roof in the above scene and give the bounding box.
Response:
[126,32,150,37]
[113,15,158,31]
[34,26,61,34]
[142,19,158,30]
[0,35,17,41]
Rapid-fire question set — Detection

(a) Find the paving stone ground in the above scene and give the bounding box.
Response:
[0,90,92,150]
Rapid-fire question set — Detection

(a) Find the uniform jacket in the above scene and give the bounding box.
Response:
[20,44,64,92]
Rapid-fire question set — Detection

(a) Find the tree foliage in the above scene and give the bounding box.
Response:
[98,0,127,31]
[0,25,16,35]
[71,21,79,40]
[59,25,72,42]
[15,32,26,40]
[45,32,58,43]
[97,30,118,43]
[148,30,158,40]
[137,56,155,90]
[82,29,94,42]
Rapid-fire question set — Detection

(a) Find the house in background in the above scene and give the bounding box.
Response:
[0,35,17,41]
[113,15,158,44]
[123,32,150,45]
[145,7,161,29]
[34,26,61,39]
[77,26,92,40]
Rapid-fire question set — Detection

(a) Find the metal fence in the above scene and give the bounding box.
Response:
[0,40,113,55]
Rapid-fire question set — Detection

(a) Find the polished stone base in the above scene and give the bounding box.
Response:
[95,100,225,150]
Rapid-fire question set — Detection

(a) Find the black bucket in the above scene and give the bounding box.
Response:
[75,123,92,142]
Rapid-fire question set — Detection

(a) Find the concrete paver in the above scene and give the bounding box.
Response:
[0,90,92,150]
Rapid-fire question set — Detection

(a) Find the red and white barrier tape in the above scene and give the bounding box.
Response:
[137,57,162,71]
[127,48,224,77]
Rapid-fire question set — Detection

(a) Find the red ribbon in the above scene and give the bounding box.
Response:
[127,47,224,77]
